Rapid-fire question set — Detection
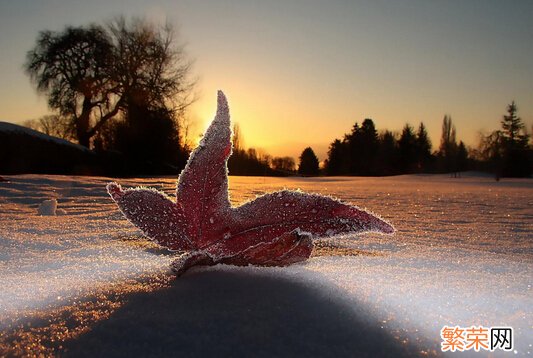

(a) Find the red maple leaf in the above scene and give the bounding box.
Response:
[107,91,394,276]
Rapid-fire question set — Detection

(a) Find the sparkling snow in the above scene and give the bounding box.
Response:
[0,173,531,356]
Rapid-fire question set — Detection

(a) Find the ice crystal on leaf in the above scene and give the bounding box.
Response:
[107,91,394,276]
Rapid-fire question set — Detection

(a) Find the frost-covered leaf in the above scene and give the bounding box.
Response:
[206,190,393,259]
[176,91,232,248]
[220,229,314,267]
[107,183,193,251]
[108,91,394,276]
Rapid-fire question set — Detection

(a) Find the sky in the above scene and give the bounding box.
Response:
[0,0,532,160]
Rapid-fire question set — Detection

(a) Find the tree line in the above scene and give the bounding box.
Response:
[228,124,279,176]
[320,117,462,176]
[21,17,532,178]
[303,101,530,178]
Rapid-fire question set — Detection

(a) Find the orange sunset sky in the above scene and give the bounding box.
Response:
[0,0,532,160]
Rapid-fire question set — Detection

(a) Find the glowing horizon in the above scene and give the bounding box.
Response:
[1,0,532,161]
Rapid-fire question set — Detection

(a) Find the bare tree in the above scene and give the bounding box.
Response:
[107,17,195,120]
[23,115,75,140]
[438,115,459,174]
[232,123,244,152]
[272,156,295,172]
[179,115,195,151]
[439,115,457,157]
[25,25,113,147]
[25,17,195,148]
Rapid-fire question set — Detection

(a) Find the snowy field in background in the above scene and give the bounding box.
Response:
[0,174,531,357]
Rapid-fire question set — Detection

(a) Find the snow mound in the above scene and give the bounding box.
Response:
[37,199,57,216]
[37,199,67,216]
[0,122,89,152]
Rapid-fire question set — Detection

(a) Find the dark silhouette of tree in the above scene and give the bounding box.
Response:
[398,124,417,173]
[325,139,347,175]
[475,130,504,176]
[342,118,379,175]
[325,120,436,176]
[501,101,528,147]
[25,17,195,149]
[344,122,362,174]
[25,25,113,147]
[228,147,276,176]
[108,18,194,121]
[358,118,379,174]
[321,103,532,178]
[415,122,432,172]
[109,104,187,171]
[456,141,468,174]
[438,115,458,174]
[298,147,319,176]
[232,123,244,152]
[376,130,398,175]
[226,125,278,176]
[439,115,456,154]
[475,102,531,178]
[23,115,75,140]
[271,156,295,172]
[498,101,531,177]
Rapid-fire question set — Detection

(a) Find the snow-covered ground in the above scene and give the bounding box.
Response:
[0,173,531,357]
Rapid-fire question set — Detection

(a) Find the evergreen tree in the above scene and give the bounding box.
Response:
[415,122,432,172]
[376,130,398,175]
[298,147,320,176]
[456,141,468,174]
[499,101,531,177]
[343,118,379,175]
[326,139,346,175]
[345,122,362,174]
[359,118,379,175]
[398,124,417,173]
[501,101,529,151]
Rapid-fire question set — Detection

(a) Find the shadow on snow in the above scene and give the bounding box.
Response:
[63,269,415,357]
